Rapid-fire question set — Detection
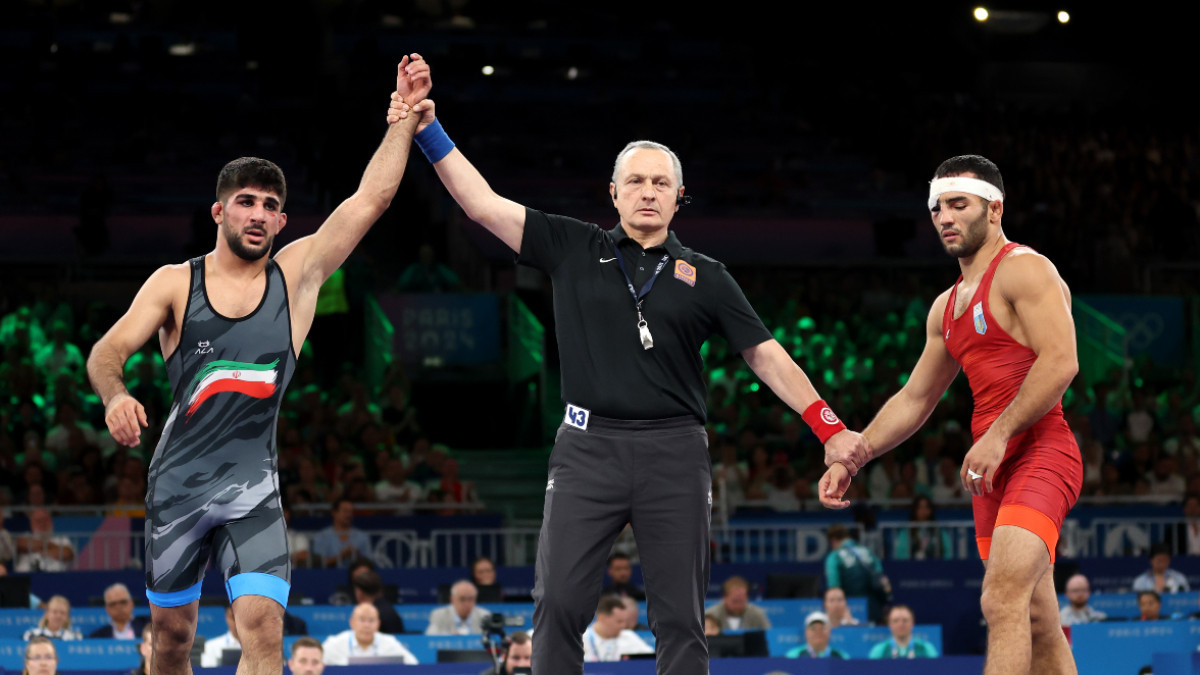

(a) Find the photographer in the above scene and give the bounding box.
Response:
[479,631,532,675]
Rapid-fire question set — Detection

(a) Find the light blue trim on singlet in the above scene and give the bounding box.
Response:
[147,580,204,607]
[227,572,290,608]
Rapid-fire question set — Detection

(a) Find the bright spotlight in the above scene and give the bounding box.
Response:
[481,65,494,76]
[974,7,989,21]
[1057,10,1070,23]
[566,66,579,80]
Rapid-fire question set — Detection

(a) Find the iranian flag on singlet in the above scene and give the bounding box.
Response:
[183,359,279,419]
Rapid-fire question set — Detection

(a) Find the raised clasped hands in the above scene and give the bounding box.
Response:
[397,53,431,106]
[386,53,434,128]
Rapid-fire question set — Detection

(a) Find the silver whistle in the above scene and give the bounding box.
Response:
[638,319,654,350]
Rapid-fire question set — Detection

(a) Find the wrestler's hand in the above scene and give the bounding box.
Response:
[396,53,431,106]
[104,392,148,447]
[386,93,411,124]
[824,429,870,476]
[961,430,1007,496]
[412,98,437,134]
[818,462,853,509]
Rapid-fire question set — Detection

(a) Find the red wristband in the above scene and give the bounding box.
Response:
[802,399,846,443]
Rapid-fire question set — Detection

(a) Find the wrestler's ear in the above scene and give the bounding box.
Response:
[211,201,223,225]
[989,199,1004,223]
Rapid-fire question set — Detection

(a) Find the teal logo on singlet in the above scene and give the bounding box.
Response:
[972,301,987,335]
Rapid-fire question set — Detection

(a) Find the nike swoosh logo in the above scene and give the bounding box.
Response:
[600,257,616,263]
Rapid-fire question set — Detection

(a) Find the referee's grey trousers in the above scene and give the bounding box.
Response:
[531,415,711,675]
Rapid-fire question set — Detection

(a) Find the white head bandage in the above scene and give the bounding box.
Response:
[928,176,1004,210]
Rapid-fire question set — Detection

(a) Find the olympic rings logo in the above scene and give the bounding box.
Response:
[1117,312,1165,351]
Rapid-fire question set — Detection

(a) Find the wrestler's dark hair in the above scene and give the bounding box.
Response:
[933,155,1005,198]
[216,157,287,206]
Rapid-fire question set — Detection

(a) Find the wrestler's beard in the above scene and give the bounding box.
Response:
[942,210,988,259]
[224,223,273,261]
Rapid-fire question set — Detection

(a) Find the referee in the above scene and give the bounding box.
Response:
[390,95,869,675]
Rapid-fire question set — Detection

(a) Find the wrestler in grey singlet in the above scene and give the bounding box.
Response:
[145,256,296,607]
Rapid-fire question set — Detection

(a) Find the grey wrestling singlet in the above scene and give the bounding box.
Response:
[145,256,296,607]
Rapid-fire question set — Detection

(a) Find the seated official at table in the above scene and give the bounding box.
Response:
[785,612,848,659]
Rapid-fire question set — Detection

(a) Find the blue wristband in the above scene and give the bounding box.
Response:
[414,119,455,163]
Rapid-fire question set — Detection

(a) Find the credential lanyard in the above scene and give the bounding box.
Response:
[587,628,619,661]
[611,244,671,350]
[889,639,915,658]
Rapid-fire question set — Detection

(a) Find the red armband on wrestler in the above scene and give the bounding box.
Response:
[802,399,847,443]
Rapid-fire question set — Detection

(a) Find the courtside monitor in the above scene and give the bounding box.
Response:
[0,576,30,607]
[742,630,770,657]
[764,572,822,598]
[436,649,492,663]
[348,655,416,665]
[707,630,769,658]
[707,633,744,658]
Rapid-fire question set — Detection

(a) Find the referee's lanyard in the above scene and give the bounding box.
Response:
[610,244,671,350]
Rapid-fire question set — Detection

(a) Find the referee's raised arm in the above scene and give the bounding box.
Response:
[389,91,527,253]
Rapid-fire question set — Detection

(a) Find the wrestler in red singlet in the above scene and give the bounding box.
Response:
[942,241,1083,562]
[818,156,1082,675]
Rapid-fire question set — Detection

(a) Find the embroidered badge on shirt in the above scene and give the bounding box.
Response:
[972,301,987,335]
[674,260,696,286]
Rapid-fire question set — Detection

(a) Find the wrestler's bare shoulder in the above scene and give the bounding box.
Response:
[996,248,1068,288]
[136,262,192,300]
[992,247,1072,328]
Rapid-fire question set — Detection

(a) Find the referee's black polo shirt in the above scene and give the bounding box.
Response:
[517,207,773,422]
